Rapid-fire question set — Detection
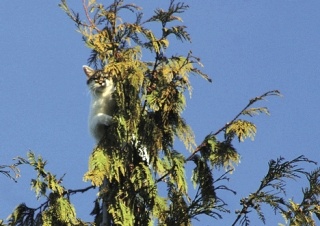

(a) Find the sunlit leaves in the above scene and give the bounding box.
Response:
[226,120,257,142]
[174,117,195,152]
[143,29,169,53]
[161,56,193,93]
[41,197,79,226]
[23,152,65,199]
[242,107,270,117]
[195,134,240,171]
[170,151,187,194]
[7,151,88,226]
[86,30,114,61]
[152,195,168,223]
[47,174,64,196]
[83,148,108,186]
[109,200,134,226]
[3,0,318,225]
[27,152,47,178]
[213,141,240,171]
[57,0,315,226]
[130,164,154,198]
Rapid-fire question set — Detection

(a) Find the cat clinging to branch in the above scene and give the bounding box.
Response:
[83,65,150,164]
[83,65,116,142]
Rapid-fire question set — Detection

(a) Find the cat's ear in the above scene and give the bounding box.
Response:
[83,65,95,78]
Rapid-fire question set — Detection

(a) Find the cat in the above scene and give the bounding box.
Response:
[83,65,150,164]
[83,65,116,142]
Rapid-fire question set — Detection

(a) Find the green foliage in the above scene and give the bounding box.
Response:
[84,147,110,186]
[59,1,209,224]
[197,134,240,171]
[279,168,320,226]
[6,151,91,226]
[191,156,216,204]
[41,197,79,226]
[57,1,320,225]
[233,156,320,226]
[2,1,319,226]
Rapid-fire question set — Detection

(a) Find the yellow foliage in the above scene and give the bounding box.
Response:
[83,148,108,186]
[47,173,64,196]
[226,120,257,142]
[42,197,79,226]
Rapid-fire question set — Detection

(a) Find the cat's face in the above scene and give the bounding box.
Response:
[83,65,114,93]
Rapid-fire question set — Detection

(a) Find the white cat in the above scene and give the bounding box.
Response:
[83,65,116,142]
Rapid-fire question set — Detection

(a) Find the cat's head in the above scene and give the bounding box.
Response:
[83,65,114,93]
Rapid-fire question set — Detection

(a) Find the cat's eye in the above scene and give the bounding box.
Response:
[87,70,110,87]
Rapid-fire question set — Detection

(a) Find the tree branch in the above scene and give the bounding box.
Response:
[67,185,96,195]
[213,90,280,136]
[186,90,281,162]
[82,0,101,32]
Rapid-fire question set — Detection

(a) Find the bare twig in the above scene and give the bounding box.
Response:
[67,185,96,195]
[82,0,101,32]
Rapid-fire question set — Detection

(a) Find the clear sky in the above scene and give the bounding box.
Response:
[1,1,320,225]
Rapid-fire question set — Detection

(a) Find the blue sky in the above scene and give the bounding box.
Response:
[1,1,320,225]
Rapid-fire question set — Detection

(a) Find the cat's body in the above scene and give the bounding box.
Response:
[83,65,150,164]
[83,66,115,142]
